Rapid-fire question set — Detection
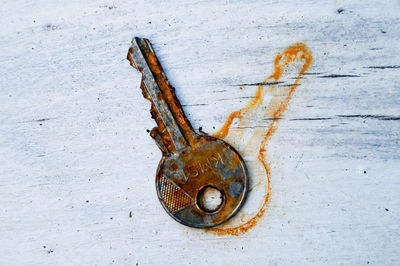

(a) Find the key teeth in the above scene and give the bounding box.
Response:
[127,47,140,71]
[150,127,167,154]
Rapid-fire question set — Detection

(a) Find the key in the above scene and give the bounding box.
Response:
[127,37,248,228]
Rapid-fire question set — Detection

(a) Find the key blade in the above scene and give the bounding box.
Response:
[128,37,188,152]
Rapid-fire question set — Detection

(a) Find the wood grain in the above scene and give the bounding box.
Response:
[0,0,399,265]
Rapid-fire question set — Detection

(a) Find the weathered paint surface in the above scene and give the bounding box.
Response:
[1,0,399,265]
[209,43,312,235]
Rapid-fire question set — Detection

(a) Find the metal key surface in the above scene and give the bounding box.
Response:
[127,37,248,228]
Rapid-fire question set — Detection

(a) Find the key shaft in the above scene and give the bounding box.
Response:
[128,37,195,152]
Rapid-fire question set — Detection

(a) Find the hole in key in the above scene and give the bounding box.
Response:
[196,186,225,213]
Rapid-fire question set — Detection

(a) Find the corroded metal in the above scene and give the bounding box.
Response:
[127,37,248,228]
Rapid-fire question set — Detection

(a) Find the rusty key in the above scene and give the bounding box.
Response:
[127,37,248,228]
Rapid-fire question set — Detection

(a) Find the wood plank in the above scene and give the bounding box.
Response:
[0,0,399,264]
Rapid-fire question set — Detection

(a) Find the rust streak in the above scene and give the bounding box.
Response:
[208,43,313,236]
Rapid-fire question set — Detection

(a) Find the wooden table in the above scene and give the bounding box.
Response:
[1,0,399,264]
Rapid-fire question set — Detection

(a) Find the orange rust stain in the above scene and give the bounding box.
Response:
[208,43,312,236]
[215,42,312,139]
[170,163,178,171]
[156,91,163,101]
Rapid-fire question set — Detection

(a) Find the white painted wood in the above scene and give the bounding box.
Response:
[1,0,399,265]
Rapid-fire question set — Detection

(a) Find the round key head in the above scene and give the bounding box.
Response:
[155,135,248,228]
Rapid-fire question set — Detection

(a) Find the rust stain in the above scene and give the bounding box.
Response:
[207,43,313,236]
